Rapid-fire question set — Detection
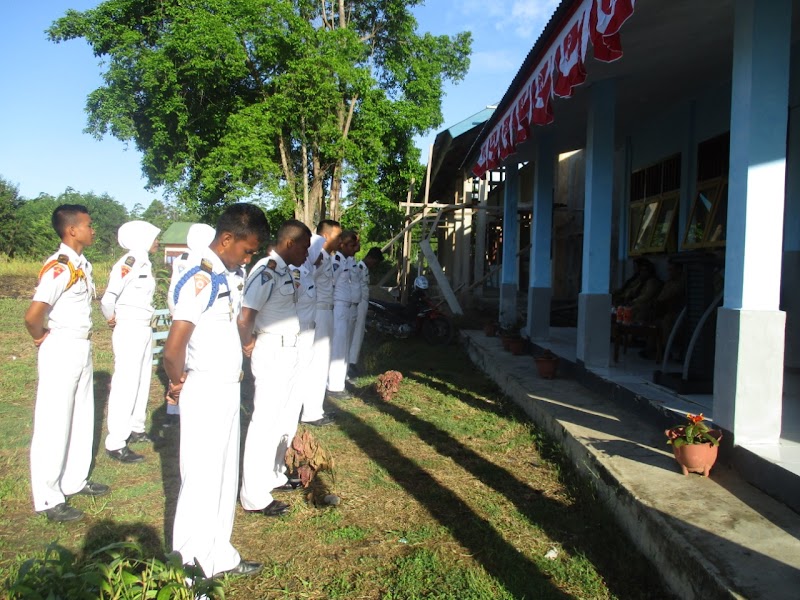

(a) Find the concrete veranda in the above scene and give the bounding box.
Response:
[462,330,800,599]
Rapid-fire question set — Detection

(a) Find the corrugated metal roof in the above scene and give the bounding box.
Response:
[160,222,198,244]
[462,0,578,170]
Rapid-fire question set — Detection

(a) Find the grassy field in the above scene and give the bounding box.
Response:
[0,281,670,599]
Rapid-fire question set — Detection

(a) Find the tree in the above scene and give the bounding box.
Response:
[0,176,25,257]
[48,0,471,226]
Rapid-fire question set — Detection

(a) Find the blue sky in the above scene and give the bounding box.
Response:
[0,1,558,211]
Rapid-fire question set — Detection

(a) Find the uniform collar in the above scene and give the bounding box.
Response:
[58,242,86,267]
[268,250,289,274]
[203,246,229,274]
[126,249,151,266]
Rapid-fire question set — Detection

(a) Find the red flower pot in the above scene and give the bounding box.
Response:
[534,355,558,379]
[667,428,722,477]
[508,338,526,355]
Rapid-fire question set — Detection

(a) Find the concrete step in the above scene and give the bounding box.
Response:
[463,330,800,599]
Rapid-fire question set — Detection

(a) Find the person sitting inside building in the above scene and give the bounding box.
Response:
[628,259,663,324]
[612,257,653,307]
[639,259,686,359]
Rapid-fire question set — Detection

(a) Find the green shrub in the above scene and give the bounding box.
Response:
[5,542,224,599]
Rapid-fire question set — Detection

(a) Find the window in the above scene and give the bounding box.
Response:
[682,134,729,249]
[629,155,681,254]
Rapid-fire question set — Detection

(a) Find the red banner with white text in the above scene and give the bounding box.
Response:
[473,0,635,177]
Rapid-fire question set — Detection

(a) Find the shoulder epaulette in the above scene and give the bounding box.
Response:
[38,255,81,290]
[124,256,136,267]
[200,258,213,273]
[267,259,277,270]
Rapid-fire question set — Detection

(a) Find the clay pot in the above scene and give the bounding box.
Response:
[534,355,559,379]
[484,322,498,337]
[508,337,526,355]
[667,428,722,477]
[501,334,515,351]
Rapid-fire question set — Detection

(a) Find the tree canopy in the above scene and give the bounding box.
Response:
[47,0,471,227]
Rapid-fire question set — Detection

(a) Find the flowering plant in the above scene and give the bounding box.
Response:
[375,370,403,402]
[665,413,720,448]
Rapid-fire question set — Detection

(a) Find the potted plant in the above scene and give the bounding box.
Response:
[665,413,722,477]
[534,349,559,379]
[499,321,523,351]
[483,321,499,337]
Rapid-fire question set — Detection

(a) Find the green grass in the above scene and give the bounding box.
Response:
[0,293,671,599]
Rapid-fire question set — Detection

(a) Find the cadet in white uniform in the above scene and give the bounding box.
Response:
[163,203,267,579]
[165,223,216,424]
[327,230,359,396]
[301,223,341,423]
[348,247,384,373]
[238,220,311,517]
[101,221,161,463]
[167,223,216,315]
[24,204,109,522]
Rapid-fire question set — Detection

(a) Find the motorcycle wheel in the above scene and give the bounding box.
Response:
[422,316,454,345]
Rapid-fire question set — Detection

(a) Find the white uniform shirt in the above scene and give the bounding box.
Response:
[172,248,245,382]
[101,250,155,322]
[33,243,94,337]
[355,260,370,303]
[348,257,362,304]
[332,251,352,304]
[243,251,299,336]
[314,252,334,304]
[292,265,317,327]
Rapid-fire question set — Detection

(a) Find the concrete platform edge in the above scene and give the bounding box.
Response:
[463,332,746,599]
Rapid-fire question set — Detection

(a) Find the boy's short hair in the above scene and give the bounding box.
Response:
[52,204,89,238]
[216,203,269,246]
[277,219,312,244]
[365,247,384,262]
[340,230,358,244]
[316,219,341,235]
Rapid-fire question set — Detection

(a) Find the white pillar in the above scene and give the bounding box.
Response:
[576,80,615,367]
[527,133,555,340]
[473,177,488,298]
[714,0,790,445]
[500,164,520,329]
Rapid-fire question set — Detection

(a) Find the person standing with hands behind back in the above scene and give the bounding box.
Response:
[163,203,268,579]
[24,204,110,522]
[101,220,160,464]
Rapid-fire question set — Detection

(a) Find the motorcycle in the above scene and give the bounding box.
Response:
[366,285,454,345]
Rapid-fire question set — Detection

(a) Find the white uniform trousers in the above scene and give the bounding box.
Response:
[30,334,94,511]
[105,321,153,451]
[348,299,369,366]
[302,307,333,422]
[285,327,314,438]
[172,374,241,577]
[328,301,355,392]
[240,337,299,511]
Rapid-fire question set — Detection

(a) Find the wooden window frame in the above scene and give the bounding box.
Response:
[681,176,728,250]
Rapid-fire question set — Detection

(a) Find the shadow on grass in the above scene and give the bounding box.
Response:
[91,370,111,467]
[150,364,181,547]
[331,402,571,599]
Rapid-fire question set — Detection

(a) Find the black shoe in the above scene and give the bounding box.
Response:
[224,560,263,577]
[162,415,180,429]
[128,431,153,444]
[72,481,110,497]
[39,503,84,522]
[106,446,144,463]
[304,415,335,427]
[248,500,290,517]
[273,480,302,492]
[326,390,350,400]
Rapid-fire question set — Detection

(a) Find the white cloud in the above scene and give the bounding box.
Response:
[458,0,560,40]
[470,49,518,73]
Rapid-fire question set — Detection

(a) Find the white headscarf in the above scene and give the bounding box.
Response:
[304,233,326,271]
[118,220,160,254]
[186,223,216,253]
